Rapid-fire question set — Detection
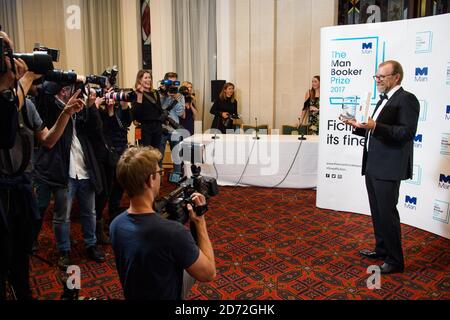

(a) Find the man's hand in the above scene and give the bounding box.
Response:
[354,117,376,130]
[187,193,207,224]
[221,112,230,119]
[95,96,106,109]
[63,90,85,116]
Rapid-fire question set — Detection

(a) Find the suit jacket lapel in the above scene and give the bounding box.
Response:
[376,87,404,119]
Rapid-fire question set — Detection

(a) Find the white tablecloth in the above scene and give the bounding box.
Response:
[181,134,318,188]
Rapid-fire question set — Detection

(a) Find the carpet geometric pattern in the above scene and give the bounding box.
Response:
[30,185,450,300]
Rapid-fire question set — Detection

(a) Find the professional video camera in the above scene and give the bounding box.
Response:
[155,164,219,225]
[1,37,54,74]
[159,79,180,95]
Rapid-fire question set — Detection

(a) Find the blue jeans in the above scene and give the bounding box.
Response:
[160,131,183,174]
[52,178,97,252]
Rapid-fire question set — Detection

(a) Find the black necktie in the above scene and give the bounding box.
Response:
[371,93,388,118]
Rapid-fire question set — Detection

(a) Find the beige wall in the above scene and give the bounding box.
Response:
[217,0,338,130]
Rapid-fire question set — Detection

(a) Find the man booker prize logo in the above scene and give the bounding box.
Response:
[415,67,429,82]
[433,200,450,224]
[441,133,450,156]
[362,42,373,54]
[438,174,450,190]
[404,195,417,210]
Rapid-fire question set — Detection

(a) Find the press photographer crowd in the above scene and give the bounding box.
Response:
[0,28,217,300]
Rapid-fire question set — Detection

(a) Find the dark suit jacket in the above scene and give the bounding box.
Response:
[354,87,420,181]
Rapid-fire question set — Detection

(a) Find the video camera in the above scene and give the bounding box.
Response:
[155,165,219,225]
[159,79,180,95]
[1,37,54,75]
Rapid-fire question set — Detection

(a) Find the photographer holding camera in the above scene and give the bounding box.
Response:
[0,30,84,299]
[33,82,106,269]
[93,68,132,242]
[179,81,198,136]
[158,72,185,176]
[110,147,216,300]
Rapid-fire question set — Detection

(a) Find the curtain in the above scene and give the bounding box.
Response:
[82,0,124,86]
[172,0,217,130]
[0,0,19,46]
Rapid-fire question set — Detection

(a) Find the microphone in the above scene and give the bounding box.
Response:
[211,112,222,140]
[297,112,307,141]
[253,117,260,140]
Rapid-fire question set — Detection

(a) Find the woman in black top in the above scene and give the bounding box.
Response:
[210,82,238,133]
[131,70,163,148]
[300,75,320,135]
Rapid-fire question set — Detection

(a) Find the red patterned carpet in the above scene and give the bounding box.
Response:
[30,184,450,300]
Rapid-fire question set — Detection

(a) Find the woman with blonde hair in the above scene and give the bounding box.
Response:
[131,70,163,148]
[300,76,320,135]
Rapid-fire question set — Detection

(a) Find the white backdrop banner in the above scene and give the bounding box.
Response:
[317,14,450,239]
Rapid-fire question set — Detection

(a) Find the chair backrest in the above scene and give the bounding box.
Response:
[242,124,269,135]
[281,125,299,135]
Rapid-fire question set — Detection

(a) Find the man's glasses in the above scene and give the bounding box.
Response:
[155,169,165,177]
[373,73,395,81]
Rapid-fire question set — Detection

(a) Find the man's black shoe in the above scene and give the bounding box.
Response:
[86,245,106,263]
[58,251,72,270]
[359,249,386,259]
[380,262,404,274]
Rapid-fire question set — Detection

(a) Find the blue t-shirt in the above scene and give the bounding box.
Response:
[110,211,199,300]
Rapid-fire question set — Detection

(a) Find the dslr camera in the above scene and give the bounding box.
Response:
[155,165,219,225]
[1,37,54,75]
[179,85,194,104]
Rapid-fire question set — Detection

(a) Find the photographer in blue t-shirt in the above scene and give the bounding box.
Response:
[110,146,216,300]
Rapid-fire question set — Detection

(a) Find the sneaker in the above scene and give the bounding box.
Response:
[86,245,106,263]
[58,251,73,270]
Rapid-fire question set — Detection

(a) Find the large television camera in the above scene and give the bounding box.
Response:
[158,79,180,95]
[154,164,219,225]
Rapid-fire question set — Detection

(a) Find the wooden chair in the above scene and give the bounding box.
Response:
[281,125,299,135]
[242,124,269,135]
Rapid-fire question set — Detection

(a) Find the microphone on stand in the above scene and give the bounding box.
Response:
[211,112,222,140]
[253,117,260,140]
[297,112,307,141]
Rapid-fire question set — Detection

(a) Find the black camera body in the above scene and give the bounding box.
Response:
[33,45,60,63]
[1,37,54,75]
[86,75,108,88]
[155,165,219,225]
[102,65,119,87]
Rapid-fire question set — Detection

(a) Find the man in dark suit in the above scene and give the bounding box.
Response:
[344,60,420,274]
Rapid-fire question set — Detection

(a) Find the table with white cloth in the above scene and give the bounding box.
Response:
[180,134,319,188]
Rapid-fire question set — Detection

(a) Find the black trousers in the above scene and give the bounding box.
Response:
[141,122,162,149]
[0,175,36,300]
[365,174,404,267]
